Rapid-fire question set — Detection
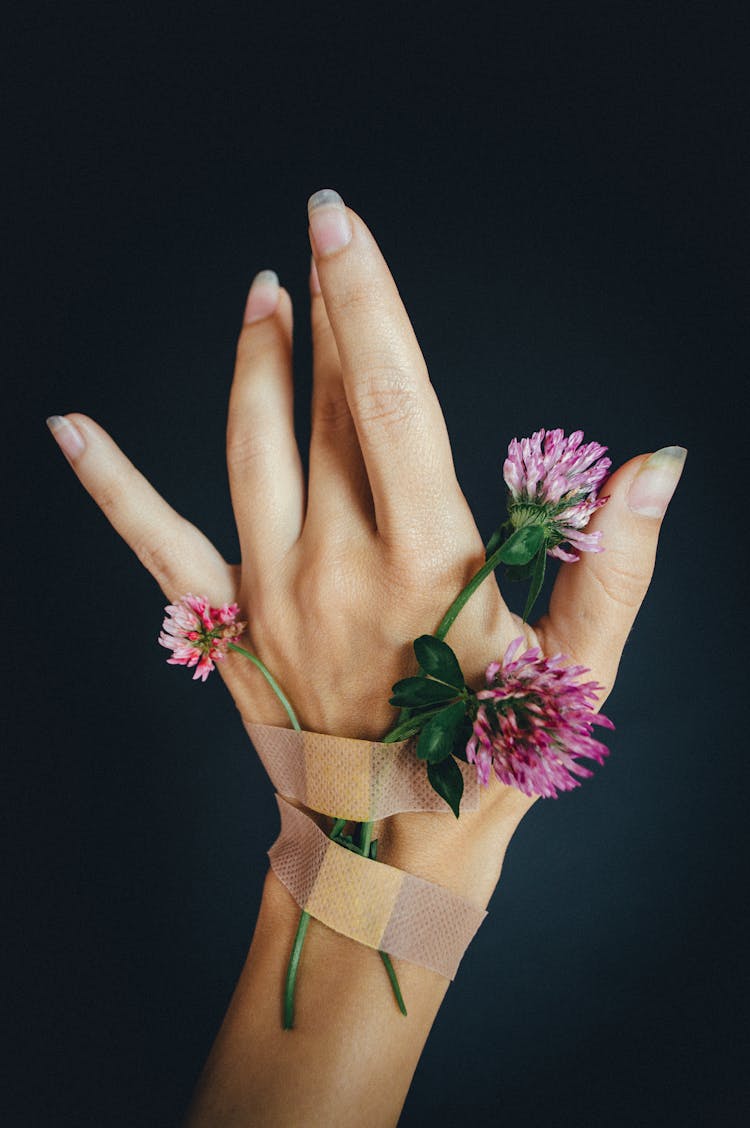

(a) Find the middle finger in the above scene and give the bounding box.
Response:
[307,189,465,547]
[304,256,376,540]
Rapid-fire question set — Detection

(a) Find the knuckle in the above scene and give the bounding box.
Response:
[327,282,379,319]
[591,554,653,611]
[293,541,371,616]
[226,425,277,470]
[352,371,421,431]
[313,392,353,433]
[381,544,444,601]
[133,535,176,586]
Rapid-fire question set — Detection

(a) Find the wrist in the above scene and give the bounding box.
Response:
[374,782,536,907]
[248,716,536,907]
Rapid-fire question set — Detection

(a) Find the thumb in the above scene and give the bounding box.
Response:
[537,446,687,697]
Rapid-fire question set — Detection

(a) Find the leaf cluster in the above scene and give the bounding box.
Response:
[386,635,472,817]
[383,524,551,816]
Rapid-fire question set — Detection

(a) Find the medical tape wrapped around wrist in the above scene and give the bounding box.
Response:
[268,795,487,980]
[244,721,480,821]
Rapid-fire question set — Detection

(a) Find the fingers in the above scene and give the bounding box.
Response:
[305,256,376,540]
[307,189,467,546]
[536,447,687,695]
[227,271,305,573]
[47,413,235,603]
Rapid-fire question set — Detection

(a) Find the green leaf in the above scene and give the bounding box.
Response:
[389,677,459,708]
[485,521,510,558]
[416,701,467,763]
[427,756,465,818]
[495,524,545,566]
[522,545,548,623]
[504,559,536,583]
[451,713,474,761]
[412,635,465,688]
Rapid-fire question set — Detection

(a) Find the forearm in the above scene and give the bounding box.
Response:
[184,792,532,1127]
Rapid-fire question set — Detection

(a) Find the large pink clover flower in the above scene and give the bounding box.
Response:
[503,428,611,561]
[466,637,614,798]
[159,593,246,682]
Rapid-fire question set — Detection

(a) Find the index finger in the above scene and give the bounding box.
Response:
[307,189,467,545]
[47,413,235,604]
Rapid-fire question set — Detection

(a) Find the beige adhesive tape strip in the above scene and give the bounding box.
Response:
[245,721,480,821]
[268,796,487,980]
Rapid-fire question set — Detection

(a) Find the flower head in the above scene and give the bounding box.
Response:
[159,593,246,682]
[503,428,611,561]
[466,638,614,798]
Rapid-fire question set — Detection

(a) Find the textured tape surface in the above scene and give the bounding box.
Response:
[268,796,487,980]
[245,721,480,821]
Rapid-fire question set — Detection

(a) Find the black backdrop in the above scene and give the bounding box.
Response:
[6,3,748,1125]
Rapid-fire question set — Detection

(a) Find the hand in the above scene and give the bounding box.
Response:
[48,189,684,888]
[49,190,686,1126]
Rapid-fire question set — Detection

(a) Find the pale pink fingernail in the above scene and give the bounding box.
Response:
[47,415,85,460]
[307,189,352,257]
[243,269,279,324]
[627,446,687,517]
[309,255,322,295]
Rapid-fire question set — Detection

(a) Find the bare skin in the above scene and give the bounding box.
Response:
[48,190,685,1126]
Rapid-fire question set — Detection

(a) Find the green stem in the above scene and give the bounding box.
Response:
[227,643,301,731]
[283,910,310,1029]
[434,546,505,641]
[362,824,408,1016]
[434,524,545,641]
[359,820,373,859]
[284,816,345,1031]
[226,641,305,1029]
[379,951,408,1015]
[227,644,407,1026]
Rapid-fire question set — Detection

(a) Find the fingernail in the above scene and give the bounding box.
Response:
[47,415,85,460]
[309,254,321,295]
[243,269,279,324]
[627,446,687,517]
[307,188,352,257]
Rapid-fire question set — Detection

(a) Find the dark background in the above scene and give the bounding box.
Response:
[6,2,748,1125]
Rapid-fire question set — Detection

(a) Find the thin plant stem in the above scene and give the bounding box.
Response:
[359,820,373,859]
[379,952,408,1015]
[284,815,345,1030]
[227,643,301,731]
[434,546,505,641]
[228,643,408,1023]
[226,640,307,1028]
[436,526,545,640]
[361,822,408,1016]
[378,543,507,743]
[283,910,310,1030]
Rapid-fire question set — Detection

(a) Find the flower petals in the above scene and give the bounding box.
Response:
[503,428,610,560]
[466,645,613,798]
[158,594,246,681]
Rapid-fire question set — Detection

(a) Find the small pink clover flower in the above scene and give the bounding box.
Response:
[503,428,611,561]
[159,593,246,682]
[466,637,614,798]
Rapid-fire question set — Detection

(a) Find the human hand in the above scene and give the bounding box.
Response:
[48,189,685,894]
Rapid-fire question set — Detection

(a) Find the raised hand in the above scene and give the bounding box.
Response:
[47,188,685,851]
[48,190,686,1127]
